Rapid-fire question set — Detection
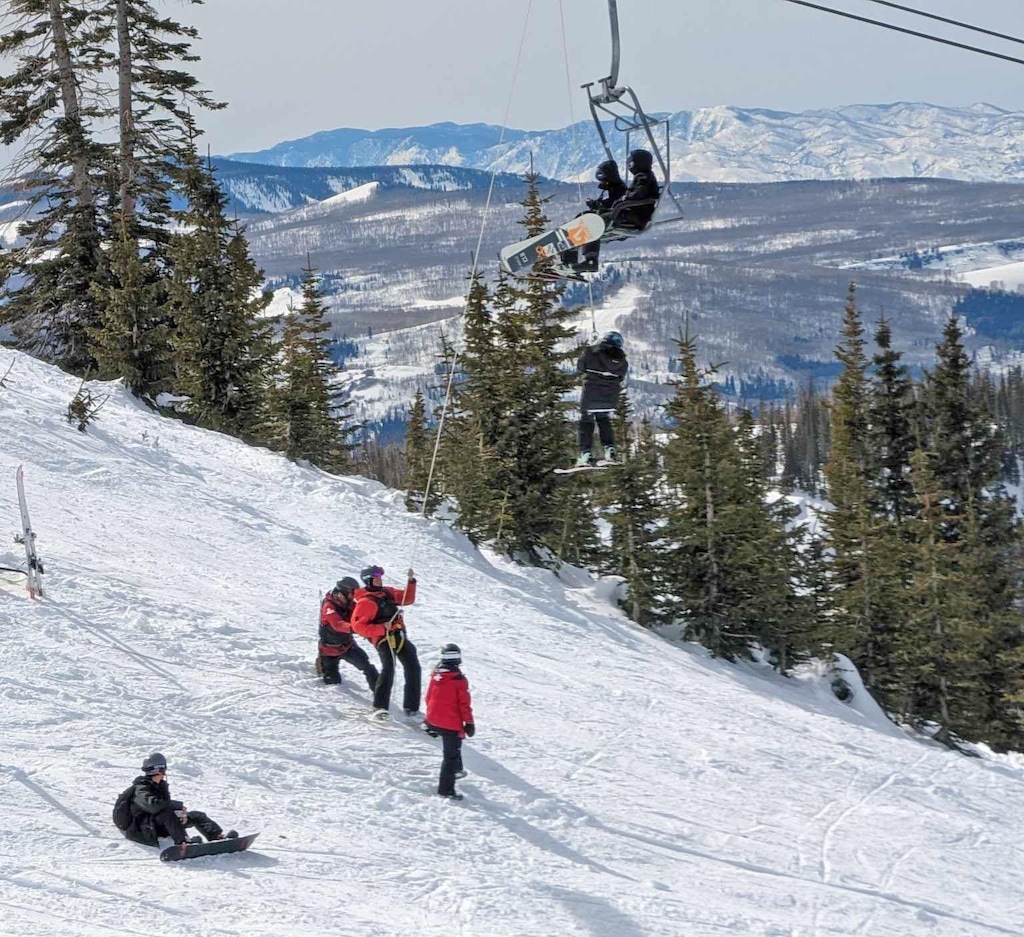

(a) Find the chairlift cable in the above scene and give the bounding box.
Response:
[414,0,536,552]
[779,0,1024,67]
[862,0,1024,49]
[558,0,599,338]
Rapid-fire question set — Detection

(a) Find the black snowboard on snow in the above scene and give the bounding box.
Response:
[159,833,258,862]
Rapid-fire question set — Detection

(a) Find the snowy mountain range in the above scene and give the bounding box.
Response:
[3,344,1024,936]
[211,158,528,214]
[228,102,1024,185]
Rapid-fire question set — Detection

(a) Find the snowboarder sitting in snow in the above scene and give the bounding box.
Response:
[558,158,627,274]
[112,753,236,859]
[424,643,475,801]
[350,564,421,720]
[318,576,381,691]
[573,330,628,468]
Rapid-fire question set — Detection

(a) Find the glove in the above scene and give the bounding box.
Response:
[464,723,475,738]
[585,198,597,210]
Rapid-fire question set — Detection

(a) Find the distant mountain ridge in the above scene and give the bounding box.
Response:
[210,158,527,214]
[227,102,1024,185]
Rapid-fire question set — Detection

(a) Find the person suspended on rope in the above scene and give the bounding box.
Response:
[573,330,628,468]
[350,564,422,720]
[558,150,660,275]
[112,753,237,859]
[317,577,381,691]
[558,158,626,273]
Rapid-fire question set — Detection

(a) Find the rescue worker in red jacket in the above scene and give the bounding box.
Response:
[318,577,380,691]
[350,564,421,719]
[424,643,475,801]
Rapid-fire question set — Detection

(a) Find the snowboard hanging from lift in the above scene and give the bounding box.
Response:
[498,213,605,276]
[15,465,44,599]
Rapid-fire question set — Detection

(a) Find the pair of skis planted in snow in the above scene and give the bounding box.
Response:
[14,466,44,599]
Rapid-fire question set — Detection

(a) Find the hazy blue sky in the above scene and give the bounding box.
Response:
[185,0,1024,154]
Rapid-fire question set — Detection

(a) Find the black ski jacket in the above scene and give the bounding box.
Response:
[588,178,627,214]
[124,775,184,846]
[613,170,660,230]
[578,343,628,412]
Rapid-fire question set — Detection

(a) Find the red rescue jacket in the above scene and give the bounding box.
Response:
[319,592,355,657]
[425,667,474,736]
[350,581,417,646]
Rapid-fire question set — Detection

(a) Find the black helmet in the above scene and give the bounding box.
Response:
[601,330,624,349]
[141,752,167,776]
[334,576,359,595]
[360,565,384,586]
[595,159,621,183]
[627,149,653,174]
[439,642,462,666]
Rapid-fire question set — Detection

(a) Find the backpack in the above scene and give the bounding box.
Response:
[112,784,135,832]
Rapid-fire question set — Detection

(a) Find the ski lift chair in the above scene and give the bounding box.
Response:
[582,0,685,241]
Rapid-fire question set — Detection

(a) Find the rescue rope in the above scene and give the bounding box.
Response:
[412,0,536,556]
[558,0,599,340]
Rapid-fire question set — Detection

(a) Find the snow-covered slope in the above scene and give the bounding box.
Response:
[229,103,1024,185]
[2,347,1023,937]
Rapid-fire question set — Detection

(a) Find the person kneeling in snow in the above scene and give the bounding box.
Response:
[424,643,475,801]
[112,753,236,858]
[318,576,380,691]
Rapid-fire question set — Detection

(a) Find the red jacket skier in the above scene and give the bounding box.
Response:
[425,643,475,800]
[350,565,421,718]
[317,577,380,691]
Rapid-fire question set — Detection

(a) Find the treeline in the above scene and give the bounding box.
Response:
[405,191,1024,749]
[0,1,357,470]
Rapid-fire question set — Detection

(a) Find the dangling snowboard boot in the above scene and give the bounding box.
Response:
[597,447,618,467]
[573,451,592,469]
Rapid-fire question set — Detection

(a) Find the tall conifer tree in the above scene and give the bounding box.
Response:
[273,259,356,472]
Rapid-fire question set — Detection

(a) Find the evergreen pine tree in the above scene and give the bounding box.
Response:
[662,333,801,659]
[0,0,111,371]
[601,398,668,626]
[168,133,273,440]
[89,220,169,395]
[273,259,357,472]
[867,313,917,525]
[821,284,908,703]
[404,389,438,515]
[922,316,1024,748]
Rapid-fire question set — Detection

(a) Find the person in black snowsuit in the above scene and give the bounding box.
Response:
[559,158,626,271]
[115,753,235,858]
[318,577,381,690]
[563,149,660,274]
[574,331,628,467]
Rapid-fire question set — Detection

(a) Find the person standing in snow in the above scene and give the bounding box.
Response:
[350,564,421,719]
[318,577,380,691]
[112,753,236,859]
[424,643,475,801]
[573,330,628,468]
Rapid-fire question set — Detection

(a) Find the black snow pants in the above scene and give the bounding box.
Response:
[578,410,615,454]
[436,729,465,797]
[321,644,380,690]
[373,635,421,713]
[128,808,222,846]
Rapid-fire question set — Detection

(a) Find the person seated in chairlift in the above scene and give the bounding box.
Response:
[557,150,660,276]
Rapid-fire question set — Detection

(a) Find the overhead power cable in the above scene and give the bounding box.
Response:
[779,0,1024,67]
[863,0,1024,48]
